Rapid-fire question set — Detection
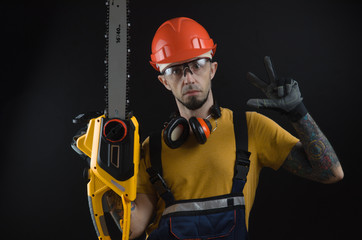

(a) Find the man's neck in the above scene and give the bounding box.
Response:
[176,91,214,120]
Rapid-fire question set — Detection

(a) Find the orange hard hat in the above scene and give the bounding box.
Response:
[150,17,217,72]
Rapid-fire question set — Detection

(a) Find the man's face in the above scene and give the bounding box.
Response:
[158,58,218,110]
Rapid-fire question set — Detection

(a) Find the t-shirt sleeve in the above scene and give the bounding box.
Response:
[248,112,300,170]
[137,137,157,195]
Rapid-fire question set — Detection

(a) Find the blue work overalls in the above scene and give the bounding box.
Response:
[146,111,250,240]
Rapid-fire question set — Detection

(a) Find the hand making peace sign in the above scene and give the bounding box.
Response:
[246,56,308,122]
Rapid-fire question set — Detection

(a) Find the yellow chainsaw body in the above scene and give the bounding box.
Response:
[77,115,140,240]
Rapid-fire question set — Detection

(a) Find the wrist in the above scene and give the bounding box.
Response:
[287,102,308,122]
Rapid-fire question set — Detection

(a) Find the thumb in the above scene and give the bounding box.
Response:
[247,98,279,109]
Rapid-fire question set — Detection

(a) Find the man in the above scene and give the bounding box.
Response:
[107,17,343,239]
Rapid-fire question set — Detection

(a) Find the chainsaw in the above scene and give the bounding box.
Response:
[71,1,139,239]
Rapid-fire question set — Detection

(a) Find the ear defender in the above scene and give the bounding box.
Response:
[163,117,190,149]
[163,103,221,148]
[189,117,212,144]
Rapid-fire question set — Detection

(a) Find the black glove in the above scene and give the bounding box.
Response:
[246,56,308,122]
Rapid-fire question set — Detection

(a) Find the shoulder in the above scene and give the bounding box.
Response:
[142,136,150,152]
[246,111,271,123]
[141,131,164,168]
[219,107,232,119]
[245,111,282,132]
[220,108,268,132]
[220,109,268,130]
[220,107,249,123]
[221,108,265,123]
[141,136,152,168]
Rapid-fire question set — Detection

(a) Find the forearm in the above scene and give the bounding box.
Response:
[288,113,343,183]
[106,192,156,239]
[130,194,156,239]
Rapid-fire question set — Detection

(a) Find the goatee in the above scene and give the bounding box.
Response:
[176,90,210,110]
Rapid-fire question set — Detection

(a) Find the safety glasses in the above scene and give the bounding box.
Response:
[162,58,211,81]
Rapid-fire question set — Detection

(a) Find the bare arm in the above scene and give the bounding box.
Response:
[106,192,157,239]
[130,193,157,239]
[282,113,344,183]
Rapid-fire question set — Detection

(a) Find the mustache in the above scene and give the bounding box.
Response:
[182,85,201,95]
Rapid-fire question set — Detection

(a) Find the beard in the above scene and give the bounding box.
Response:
[176,90,210,110]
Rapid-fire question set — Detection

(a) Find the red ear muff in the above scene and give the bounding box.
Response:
[163,117,189,149]
[189,117,212,144]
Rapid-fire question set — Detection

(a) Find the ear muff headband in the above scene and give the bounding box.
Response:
[163,117,189,149]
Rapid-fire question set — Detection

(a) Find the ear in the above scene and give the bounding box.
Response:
[210,61,218,80]
[158,75,172,91]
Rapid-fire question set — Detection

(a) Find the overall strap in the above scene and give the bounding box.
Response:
[146,131,175,206]
[231,111,251,194]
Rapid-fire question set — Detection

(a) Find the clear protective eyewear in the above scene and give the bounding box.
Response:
[162,58,211,81]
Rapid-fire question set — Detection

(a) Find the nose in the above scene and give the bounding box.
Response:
[183,68,195,84]
[183,66,193,77]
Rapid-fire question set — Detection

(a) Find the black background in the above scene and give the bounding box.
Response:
[1,0,361,239]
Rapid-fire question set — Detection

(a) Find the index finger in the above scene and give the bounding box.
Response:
[264,56,277,84]
[246,72,268,90]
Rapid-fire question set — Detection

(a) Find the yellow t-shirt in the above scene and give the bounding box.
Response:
[137,108,299,233]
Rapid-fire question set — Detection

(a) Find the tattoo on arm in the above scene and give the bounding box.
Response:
[283,113,342,183]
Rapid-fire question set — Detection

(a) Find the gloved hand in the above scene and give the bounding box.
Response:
[246,56,308,121]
